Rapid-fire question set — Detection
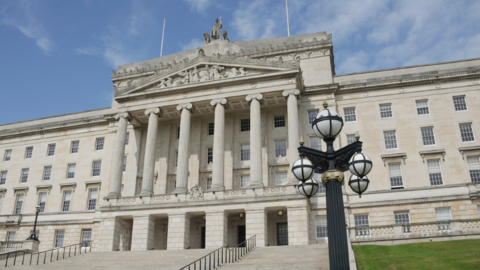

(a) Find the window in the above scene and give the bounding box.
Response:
[460,123,475,142]
[380,104,393,118]
[274,115,285,128]
[274,140,287,158]
[435,208,451,231]
[388,163,403,188]
[125,132,129,145]
[4,150,12,161]
[317,182,326,194]
[240,175,250,188]
[421,127,436,146]
[95,138,104,150]
[43,166,52,181]
[308,110,319,125]
[416,100,429,115]
[309,137,322,151]
[384,131,398,149]
[38,192,47,213]
[6,232,15,242]
[315,216,328,238]
[123,156,127,172]
[208,123,214,136]
[0,171,7,185]
[175,152,178,168]
[47,144,56,156]
[207,148,213,164]
[394,211,410,233]
[346,134,356,145]
[240,119,250,132]
[70,141,79,154]
[67,164,76,179]
[81,229,92,248]
[241,144,250,161]
[275,172,288,186]
[87,189,98,210]
[467,156,480,183]
[427,159,443,186]
[62,190,72,212]
[206,178,212,190]
[453,96,467,111]
[54,230,65,248]
[14,194,24,214]
[354,214,370,236]
[92,161,101,177]
[344,108,356,122]
[20,169,29,183]
[25,147,33,159]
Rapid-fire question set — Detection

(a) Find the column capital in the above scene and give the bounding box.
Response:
[245,94,263,102]
[176,103,194,112]
[282,89,301,98]
[145,107,162,117]
[210,98,228,107]
[114,112,131,121]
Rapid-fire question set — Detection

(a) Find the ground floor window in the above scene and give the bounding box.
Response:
[54,230,65,248]
[81,229,92,247]
[315,216,328,238]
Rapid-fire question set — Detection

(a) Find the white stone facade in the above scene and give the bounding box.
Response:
[0,29,480,251]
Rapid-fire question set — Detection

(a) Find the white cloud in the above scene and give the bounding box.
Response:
[184,0,212,13]
[76,47,101,55]
[180,38,205,51]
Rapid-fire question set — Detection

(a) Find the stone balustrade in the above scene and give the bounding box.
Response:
[0,241,24,253]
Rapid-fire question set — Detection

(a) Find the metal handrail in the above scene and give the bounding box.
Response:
[1,241,92,268]
[179,235,256,270]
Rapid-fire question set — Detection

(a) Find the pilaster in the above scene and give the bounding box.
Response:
[287,205,310,245]
[205,211,228,248]
[167,213,191,250]
[245,208,267,247]
[131,215,155,250]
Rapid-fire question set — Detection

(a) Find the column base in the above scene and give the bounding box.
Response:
[247,182,264,188]
[139,190,154,197]
[172,187,188,194]
[209,185,225,192]
[107,192,121,199]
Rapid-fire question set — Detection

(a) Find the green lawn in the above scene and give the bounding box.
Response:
[353,239,480,270]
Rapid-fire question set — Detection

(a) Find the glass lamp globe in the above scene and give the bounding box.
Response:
[292,158,315,182]
[348,175,370,197]
[312,108,344,139]
[297,179,319,198]
[349,153,373,178]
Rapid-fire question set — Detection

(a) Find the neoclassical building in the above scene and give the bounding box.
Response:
[1,24,480,253]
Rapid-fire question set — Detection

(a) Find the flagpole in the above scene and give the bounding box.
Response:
[160,17,166,57]
[286,0,290,36]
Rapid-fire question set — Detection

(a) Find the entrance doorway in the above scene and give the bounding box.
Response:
[277,222,289,246]
[237,225,246,247]
[201,227,206,249]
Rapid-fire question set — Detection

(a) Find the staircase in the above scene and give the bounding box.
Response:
[5,249,216,270]
[219,244,330,270]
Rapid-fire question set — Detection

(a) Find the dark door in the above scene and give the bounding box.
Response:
[277,222,289,246]
[238,225,246,247]
[201,227,206,249]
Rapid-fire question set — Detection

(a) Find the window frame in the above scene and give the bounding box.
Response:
[415,100,430,115]
[0,171,7,185]
[467,156,480,183]
[43,166,52,181]
[275,171,288,186]
[274,140,287,158]
[315,216,328,239]
[20,168,29,183]
[343,107,356,122]
[388,163,404,189]
[25,147,33,159]
[240,118,250,132]
[67,164,76,179]
[38,192,48,213]
[62,190,73,212]
[459,123,475,142]
[3,149,12,162]
[421,126,436,146]
[81,229,92,248]
[70,141,79,154]
[240,175,250,188]
[14,193,25,215]
[427,159,443,186]
[308,110,319,125]
[206,178,212,190]
[383,130,398,149]
[207,147,213,164]
[273,115,286,128]
[346,134,356,145]
[54,230,65,248]
[125,132,129,145]
[47,144,56,156]
[309,136,322,151]
[453,95,468,111]
[379,103,393,119]
[91,160,102,177]
[240,144,250,161]
[95,138,105,151]
[87,188,98,211]
[208,122,214,136]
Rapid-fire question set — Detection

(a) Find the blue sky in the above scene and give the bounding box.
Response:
[1,0,480,125]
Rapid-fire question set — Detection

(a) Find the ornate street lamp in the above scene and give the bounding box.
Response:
[26,205,41,241]
[292,101,373,270]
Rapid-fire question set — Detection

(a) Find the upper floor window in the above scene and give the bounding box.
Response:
[388,163,403,188]
[3,150,12,162]
[240,119,250,132]
[453,96,467,111]
[25,147,33,159]
[123,156,127,172]
[240,175,250,188]
[308,110,319,125]
[344,108,356,122]
[38,192,47,213]
[384,131,398,149]
[67,164,76,179]
[427,159,443,186]
[6,232,15,242]
[20,169,29,183]
[316,216,328,238]
[47,144,56,156]
[208,123,214,136]
[467,156,480,183]
[416,100,429,115]
[346,134,356,145]
[206,178,212,190]
[62,190,72,212]
[275,172,287,186]
[92,161,101,177]
[43,166,52,181]
[14,194,24,215]
[380,104,393,118]
[241,144,250,161]
[177,127,180,139]
[315,174,326,194]
[460,123,475,142]
[274,140,287,158]
[421,127,436,146]
[87,188,98,210]
[274,115,285,128]
[207,148,213,164]
[0,171,7,185]
[309,137,322,151]
[95,138,105,150]
[125,132,129,145]
[70,141,79,154]
[175,152,178,167]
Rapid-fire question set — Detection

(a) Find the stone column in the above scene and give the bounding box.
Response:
[175,103,193,194]
[108,113,130,198]
[210,99,227,191]
[167,213,190,250]
[287,205,310,245]
[140,108,162,196]
[283,90,301,184]
[131,215,155,250]
[245,94,263,188]
[245,208,267,246]
[205,211,228,248]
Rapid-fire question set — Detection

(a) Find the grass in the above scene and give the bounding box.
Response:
[353,239,480,270]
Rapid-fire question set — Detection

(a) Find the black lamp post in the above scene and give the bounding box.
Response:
[26,205,41,241]
[292,101,372,270]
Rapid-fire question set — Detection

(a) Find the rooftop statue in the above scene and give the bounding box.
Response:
[222,30,229,42]
[211,18,222,41]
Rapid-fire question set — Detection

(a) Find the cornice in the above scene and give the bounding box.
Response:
[349,194,469,208]
[303,84,338,96]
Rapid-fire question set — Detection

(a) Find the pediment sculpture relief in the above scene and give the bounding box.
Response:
[189,184,204,200]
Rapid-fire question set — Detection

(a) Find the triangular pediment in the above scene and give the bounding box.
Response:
[113,53,300,100]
